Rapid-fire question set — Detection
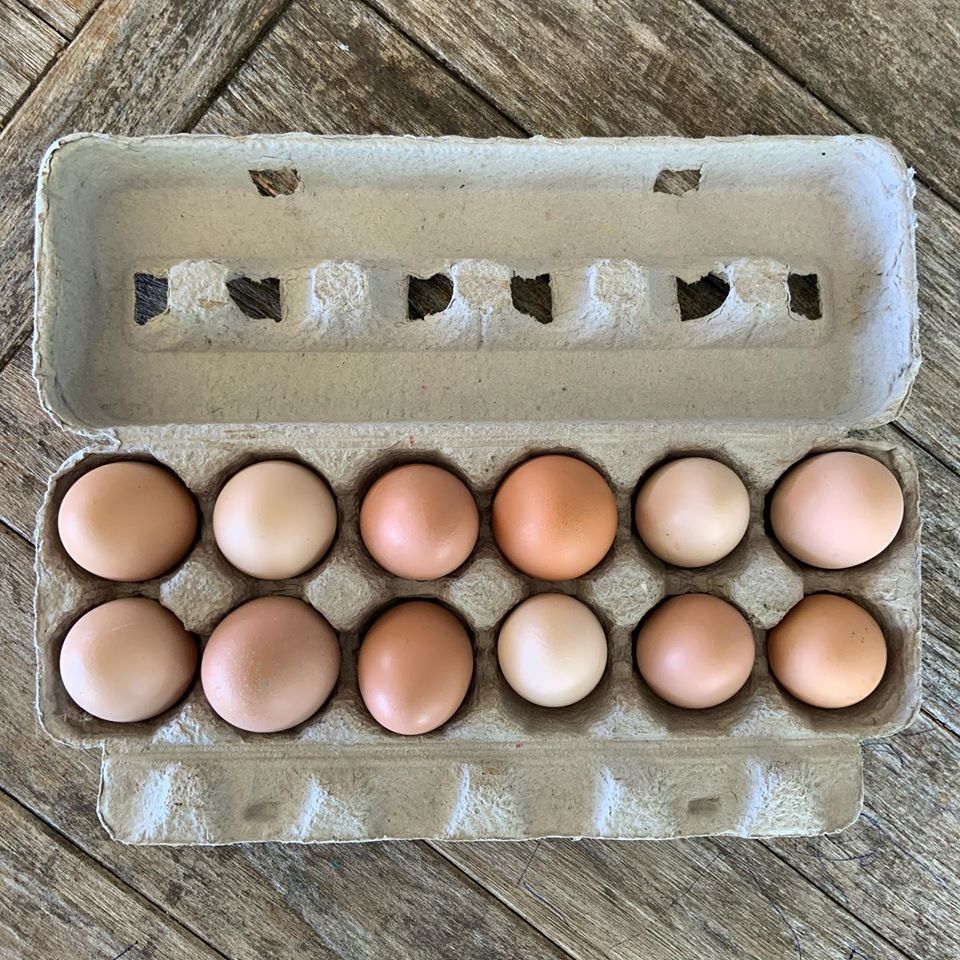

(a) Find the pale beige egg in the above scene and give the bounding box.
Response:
[635,457,750,567]
[213,460,337,580]
[498,593,607,707]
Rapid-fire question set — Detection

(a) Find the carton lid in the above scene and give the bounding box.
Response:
[34,134,918,433]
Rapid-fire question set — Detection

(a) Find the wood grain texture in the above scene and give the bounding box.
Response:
[0,0,289,362]
[197,0,517,136]
[705,0,960,208]
[0,791,220,960]
[17,0,98,37]
[0,0,63,125]
[0,524,566,960]
[0,1,957,958]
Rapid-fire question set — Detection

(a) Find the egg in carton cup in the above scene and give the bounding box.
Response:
[33,134,920,843]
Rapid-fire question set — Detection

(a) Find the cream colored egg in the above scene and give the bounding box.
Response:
[213,460,337,580]
[498,594,607,707]
[635,457,750,567]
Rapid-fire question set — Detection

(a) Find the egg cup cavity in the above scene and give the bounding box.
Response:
[492,592,616,731]
[48,450,202,585]
[208,451,341,582]
[763,590,918,737]
[763,443,914,574]
[36,428,920,754]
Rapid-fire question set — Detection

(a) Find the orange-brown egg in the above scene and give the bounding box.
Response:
[59,597,197,722]
[492,454,617,580]
[635,457,750,567]
[360,463,479,579]
[767,593,887,708]
[358,600,473,735]
[201,596,340,733]
[635,594,754,709]
[57,461,197,581]
[213,460,337,580]
[770,451,903,569]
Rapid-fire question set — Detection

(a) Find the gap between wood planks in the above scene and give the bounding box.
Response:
[0,4,955,955]
[0,0,98,129]
[0,778,232,960]
[14,0,72,41]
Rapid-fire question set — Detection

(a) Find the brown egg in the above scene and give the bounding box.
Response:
[767,594,887,709]
[635,457,750,567]
[59,598,197,722]
[213,460,337,580]
[492,454,618,580]
[57,461,197,581]
[770,450,904,569]
[360,463,479,580]
[498,594,607,707]
[635,594,755,709]
[201,596,340,733]
[358,600,473,735]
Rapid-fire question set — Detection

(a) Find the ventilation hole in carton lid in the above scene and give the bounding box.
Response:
[134,273,169,325]
[654,168,701,195]
[687,796,721,814]
[249,168,301,197]
[676,273,730,321]
[407,273,453,319]
[511,274,553,324]
[227,277,282,321]
[787,272,822,319]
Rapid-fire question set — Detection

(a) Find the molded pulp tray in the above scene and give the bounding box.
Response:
[33,134,921,843]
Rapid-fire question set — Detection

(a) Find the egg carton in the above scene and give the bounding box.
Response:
[32,134,920,842]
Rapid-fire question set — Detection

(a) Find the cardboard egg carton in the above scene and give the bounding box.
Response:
[33,134,920,842]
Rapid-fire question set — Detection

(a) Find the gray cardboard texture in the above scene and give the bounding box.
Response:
[33,134,921,843]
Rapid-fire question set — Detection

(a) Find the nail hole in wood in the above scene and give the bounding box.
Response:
[787,272,822,319]
[654,168,701,196]
[511,274,553,324]
[249,168,301,197]
[407,274,454,319]
[134,273,168,325]
[227,277,282,321]
[676,273,730,321]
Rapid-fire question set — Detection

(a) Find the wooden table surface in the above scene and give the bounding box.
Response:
[0,1,957,957]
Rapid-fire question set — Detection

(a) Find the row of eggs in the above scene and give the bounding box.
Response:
[56,449,905,584]
[60,589,888,735]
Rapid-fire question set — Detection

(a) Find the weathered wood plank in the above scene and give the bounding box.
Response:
[0,345,79,540]
[196,0,517,136]
[0,0,290,361]
[368,0,960,474]
[16,0,98,38]
[769,717,960,960]
[706,0,960,208]
[431,832,910,960]
[0,789,221,960]
[0,0,63,125]
[0,523,567,959]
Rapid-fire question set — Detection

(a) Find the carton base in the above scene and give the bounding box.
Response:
[99,740,863,844]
